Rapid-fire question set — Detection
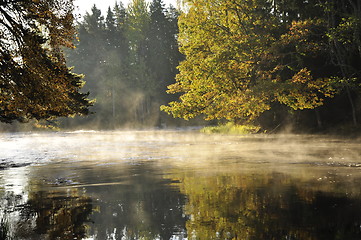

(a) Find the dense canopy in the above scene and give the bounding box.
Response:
[0,0,92,123]
[161,0,361,129]
[64,0,182,129]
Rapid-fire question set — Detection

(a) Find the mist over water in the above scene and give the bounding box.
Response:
[1,130,361,239]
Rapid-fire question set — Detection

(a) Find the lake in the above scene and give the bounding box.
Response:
[1,130,361,239]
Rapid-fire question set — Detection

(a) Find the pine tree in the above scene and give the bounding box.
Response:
[65,1,183,128]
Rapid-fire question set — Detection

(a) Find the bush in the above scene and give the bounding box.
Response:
[201,122,261,134]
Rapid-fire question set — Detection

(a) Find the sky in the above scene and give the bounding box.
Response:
[74,0,178,16]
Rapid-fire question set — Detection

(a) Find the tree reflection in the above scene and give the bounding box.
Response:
[0,187,92,240]
[24,189,93,239]
[0,163,188,240]
[3,160,361,240]
[85,163,187,239]
[178,172,361,240]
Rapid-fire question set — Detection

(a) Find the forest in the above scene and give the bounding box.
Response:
[161,0,361,132]
[1,0,361,132]
[63,0,186,129]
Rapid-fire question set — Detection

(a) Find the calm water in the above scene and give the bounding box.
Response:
[1,130,361,239]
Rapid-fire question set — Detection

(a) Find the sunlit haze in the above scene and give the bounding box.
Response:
[74,0,178,16]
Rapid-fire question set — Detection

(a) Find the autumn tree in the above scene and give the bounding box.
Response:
[161,0,279,123]
[0,0,92,123]
[162,0,361,129]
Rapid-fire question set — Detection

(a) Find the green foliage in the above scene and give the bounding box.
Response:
[161,0,276,123]
[0,0,92,124]
[201,122,261,134]
[161,0,361,129]
[127,0,150,53]
[65,0,183,128]
[328,16,359,45]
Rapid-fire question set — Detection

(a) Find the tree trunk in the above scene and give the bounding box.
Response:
[345,85,358,126]
[328,0,358,126]
[315,109,322,129]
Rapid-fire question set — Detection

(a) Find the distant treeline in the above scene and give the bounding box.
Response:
[62,0,187,129]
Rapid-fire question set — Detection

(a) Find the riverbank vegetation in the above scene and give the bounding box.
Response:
[201,122,261,135]
[65,0,361,133]
[162,0,361,133]
[1,0,361,133]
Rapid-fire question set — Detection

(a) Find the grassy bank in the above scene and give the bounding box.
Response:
[201,122,261,134]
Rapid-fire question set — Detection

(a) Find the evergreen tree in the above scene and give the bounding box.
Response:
[147,0,182,94]
[65,1,182,128]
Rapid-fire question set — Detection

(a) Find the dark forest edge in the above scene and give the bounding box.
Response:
[1,0,361,135]
[160,0,361,135]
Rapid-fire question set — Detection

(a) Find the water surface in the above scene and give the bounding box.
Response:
[1,130,361,239]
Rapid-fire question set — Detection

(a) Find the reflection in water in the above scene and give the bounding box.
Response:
[0,167,93,239]
[0,162,187,240]
[25,189,92,240]
[83,164,187,240]
[179,172,361,240]
[0,131,361,239]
